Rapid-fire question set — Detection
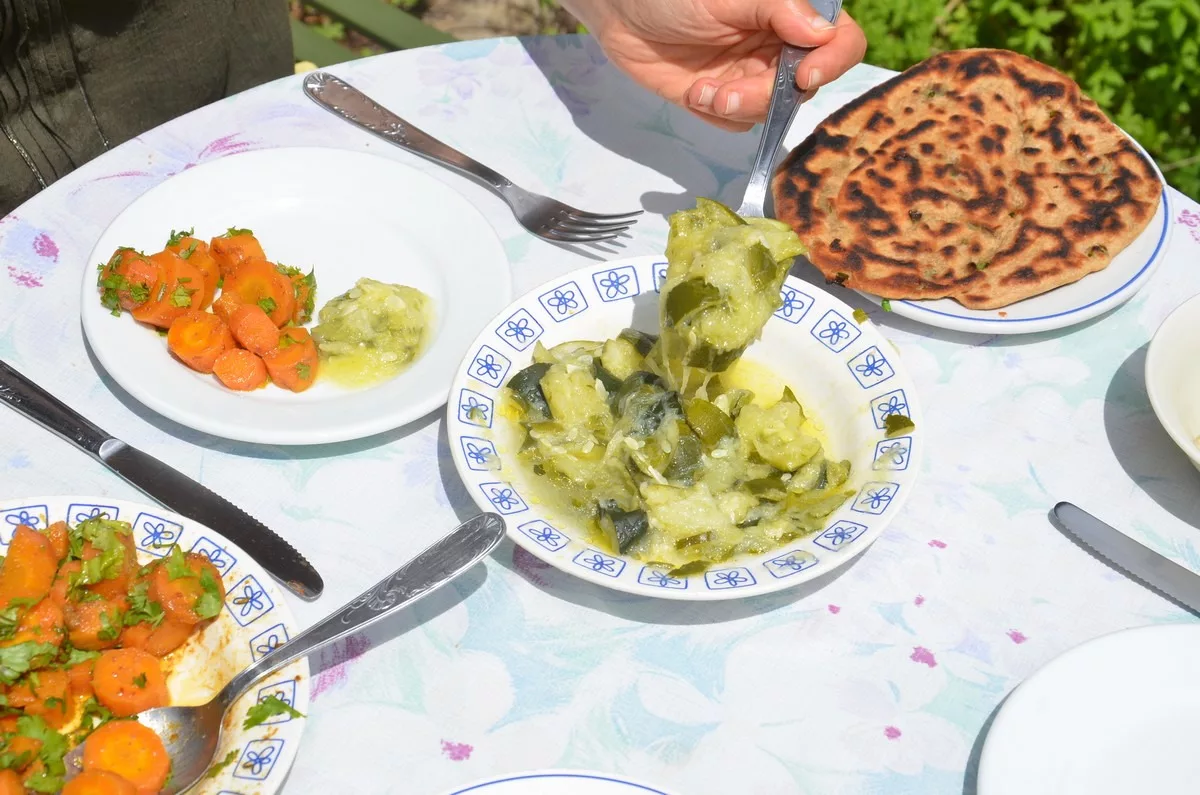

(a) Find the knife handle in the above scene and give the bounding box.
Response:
[0,360,110,455]
[302,71,515,197]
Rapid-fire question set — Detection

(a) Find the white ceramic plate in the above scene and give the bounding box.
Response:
[447,255,922,600]
[978,624,1200,795]
[80,147,511,445]
[784,98,1173,335]
[0,495,309,795]
[445,770,677,795]
[1146,291,1200,471]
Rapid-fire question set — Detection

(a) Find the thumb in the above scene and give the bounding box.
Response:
[721,0,838,48]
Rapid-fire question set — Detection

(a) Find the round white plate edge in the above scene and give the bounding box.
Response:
[446,769,678,795]
[79,146,512,446]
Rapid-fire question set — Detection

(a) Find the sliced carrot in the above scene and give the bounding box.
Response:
[143,618,195,657]
[263,326,319,393]
[62,769,137,795]
[210,229,266,278]
[213,348,268,391]
[0,769,22,795]
[82,719,170,795]
[69,658,96,699]
[211,292,241,325]
[0,525,59,607]
[91,648,168,718]
[220,258,295,327]
[148,553,225,625]
[65,596,128,651]
[48,560,81,608]
[117,622,152,652]
[168,235,219,309]
[7,669,70,727]
[98,248,161,314]
[80,529,139,601]
[167,310,235,374]
[6,597,65,648]
[228,303,281,356]
[43,520,70,561]
[277,265,316,325]
[129,251,205,329]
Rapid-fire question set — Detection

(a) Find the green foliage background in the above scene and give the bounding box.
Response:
[848,0,1200,198]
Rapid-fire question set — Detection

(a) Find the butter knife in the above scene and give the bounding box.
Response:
[0,359,324,601]
[1053,501,1200,615]
[737,0,843,218]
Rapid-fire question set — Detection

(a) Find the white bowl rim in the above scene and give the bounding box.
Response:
[1145,291,1200,465]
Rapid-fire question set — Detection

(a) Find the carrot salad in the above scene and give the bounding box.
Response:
[97,227,319,394]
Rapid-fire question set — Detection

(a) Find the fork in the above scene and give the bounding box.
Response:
[303,72,642,244]
[736,0,844,219]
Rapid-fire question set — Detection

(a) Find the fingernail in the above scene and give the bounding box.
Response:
[810,14,834,30]
[806,68,824,90]
[697,84,715,107]
[724,92,741,115]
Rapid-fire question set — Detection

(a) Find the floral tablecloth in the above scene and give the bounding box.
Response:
[2,35,1200,795]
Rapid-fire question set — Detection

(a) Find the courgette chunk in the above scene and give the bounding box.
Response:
[507,363,553,421]
[597,500,649,554]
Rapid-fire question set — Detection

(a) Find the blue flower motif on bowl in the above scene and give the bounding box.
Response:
[228,574,273,627]
[1,504,47,541]
[852,481,900,516]
[249,623,290,662]
[459,436,500,472]
[67,503,119,525]
[518,520,569,551]
[457,388,494,428]
[810,309,862,353]
[133,512,182,557]
[873,437,912,471]
[188,536,238,575]
[705,567,757,590]
[813,521,869,551]
[538,280,588,321]
[495,308,544,351]
[479,481,528,515]
[652,262,669,293]
[572,548,625,578]
[774,286,814,325]
[637,567,687,589]
[847,345,895,389]
[470,345,512,388]
[765,550,818,578]
[233,739,285,781]
[592,265,639,301]
[254,680,298,725]
[870,389,910,430]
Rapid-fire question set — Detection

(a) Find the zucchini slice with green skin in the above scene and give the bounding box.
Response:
[663,431,703,484]
[683,398,736,447]
[667,559,711,577]
[506,362,553,421]
[617,328,658,357]
[683,343,745,372]
[743,474,789,501]
[593,360,623,396]
[597,499,650,554]
[664,279,721,327]
[746,242,780,291]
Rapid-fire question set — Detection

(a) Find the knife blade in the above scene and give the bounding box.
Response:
[1053,501,1200,615]
[0,359,324,600]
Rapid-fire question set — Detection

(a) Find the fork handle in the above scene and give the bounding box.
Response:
[303,71,514,196]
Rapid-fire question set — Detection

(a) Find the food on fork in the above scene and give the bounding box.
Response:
[772,48,1163,310]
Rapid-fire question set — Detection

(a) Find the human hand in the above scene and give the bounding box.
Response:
[562,0,867,131]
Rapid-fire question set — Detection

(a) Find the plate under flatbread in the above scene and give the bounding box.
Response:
[772,49,1163,310]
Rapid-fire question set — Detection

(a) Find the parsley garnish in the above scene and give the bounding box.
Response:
[204,749,240,779]
[124,581,166,628]
[164,545,192,580]
[256,297,277,314]
[42,696,65,712]
[881,299,893,311]
[132,673,147,689]
[58,648,100,668]
[96,609,121,642]
[167,228,195,247]
[193,568,223,620]
[15,715,67,793]
[180,241,199,259]
[226,227,253,236]
[277,334,296,349]
[0,643,56,686]
[0,606,21,640]
[242,694,304,729]
[129,282,150,304]
[296,362,311,381]
[170,285,196,307]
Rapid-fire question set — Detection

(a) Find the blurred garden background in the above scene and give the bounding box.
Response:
[291,0,1200,198]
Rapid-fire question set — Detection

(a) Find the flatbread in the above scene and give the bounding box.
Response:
[772,49,1163,310]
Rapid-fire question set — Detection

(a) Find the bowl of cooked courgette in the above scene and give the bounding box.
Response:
[448,200,922,600]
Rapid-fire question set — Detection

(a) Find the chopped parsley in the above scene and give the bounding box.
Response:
[42,696,65,712]
[58,648,100,668]
[0,644,57,686]
[884,413,916,437]
[124,581,166,628]
[132,673,147,689]
[129,282,150,304]
[277,265,318,323]
[881,299,893,311]
[164,545,192,580]
[204,749,240,779]
[166,228,195,247]
[277,333,297,349]
[71,698,114,743]
[225,227,253,237]
[96,610,121,643]
[0,606,20,640]
[193,568,223,620]
[242,694,304,729]
[170,284,196,307]
[15,715,67,793]
[256,297,277,315]
[179,241,200,259]
[295,362,311,381]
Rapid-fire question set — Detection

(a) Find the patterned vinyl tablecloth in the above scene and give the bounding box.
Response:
[2,34,1200,795]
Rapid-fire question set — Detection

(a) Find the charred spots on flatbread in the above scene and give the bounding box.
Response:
[1007,65,1067,101]
[955,51,1003,80]
[898,119,938,141]
[844,184,901,238]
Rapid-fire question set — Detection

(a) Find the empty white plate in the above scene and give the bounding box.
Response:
[80,146,511,445]
[444,771,676,795]
[978,623,1200,795]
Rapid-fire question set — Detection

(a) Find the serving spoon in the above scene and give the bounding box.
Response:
[736,0,844,219]
[63,512,506,793]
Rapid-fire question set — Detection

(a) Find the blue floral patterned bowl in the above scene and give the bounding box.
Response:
[0,496,309,794]
[447,256,923,600]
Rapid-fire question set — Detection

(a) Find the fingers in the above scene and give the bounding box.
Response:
[792,11,868,94]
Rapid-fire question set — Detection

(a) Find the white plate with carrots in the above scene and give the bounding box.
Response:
[79,146,511,445]
[0,495,309,795]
